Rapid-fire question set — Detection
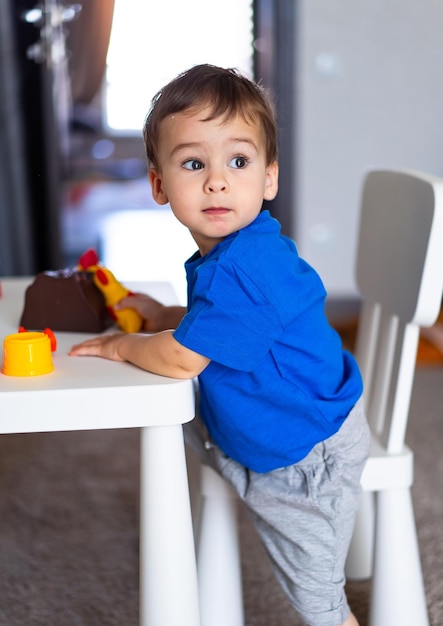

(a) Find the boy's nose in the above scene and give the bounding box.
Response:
[204,169,228,193]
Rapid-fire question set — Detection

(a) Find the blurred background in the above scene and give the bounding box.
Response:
[2,0,443,306]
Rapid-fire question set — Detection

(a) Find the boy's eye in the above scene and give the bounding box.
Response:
[183,159,204,170]
[229,156,247,169]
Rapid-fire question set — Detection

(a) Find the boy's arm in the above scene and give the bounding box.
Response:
[69,330,209,379]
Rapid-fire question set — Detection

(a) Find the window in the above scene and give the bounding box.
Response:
[104,0,254,133]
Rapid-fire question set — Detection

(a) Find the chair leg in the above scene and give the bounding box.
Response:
[346,491,376,580]
[369,488,429,626]
[197,465,244,626]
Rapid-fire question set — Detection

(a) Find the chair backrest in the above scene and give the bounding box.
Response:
[355,169,443,453]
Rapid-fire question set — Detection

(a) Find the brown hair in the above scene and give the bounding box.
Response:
[143,64,278,169]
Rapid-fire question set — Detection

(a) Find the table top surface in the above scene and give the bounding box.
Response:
[0,278,194,433]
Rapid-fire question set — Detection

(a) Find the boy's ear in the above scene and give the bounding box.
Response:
[264,161,279,201]
[149,168,169,205]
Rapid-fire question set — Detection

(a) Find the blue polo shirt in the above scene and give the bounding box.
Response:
[173,211,363,472]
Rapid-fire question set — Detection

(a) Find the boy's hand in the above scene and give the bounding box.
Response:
[115,293,185,332]
[69,333,127,361]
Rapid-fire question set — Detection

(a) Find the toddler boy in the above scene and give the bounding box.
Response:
[70,64,370,626]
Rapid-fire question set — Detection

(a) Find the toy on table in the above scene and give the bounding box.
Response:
[78,249,143,333]
[2,327,56,377]
[20,270,113,333]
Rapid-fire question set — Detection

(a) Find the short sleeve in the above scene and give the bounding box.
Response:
[173,259,283,371]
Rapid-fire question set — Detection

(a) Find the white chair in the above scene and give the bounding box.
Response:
[195,169,443,626]
[345,169,443,625]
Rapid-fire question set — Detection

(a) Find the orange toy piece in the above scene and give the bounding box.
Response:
[78,249,143,333]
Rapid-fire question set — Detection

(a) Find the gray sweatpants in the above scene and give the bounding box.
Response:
[184,398,370,626]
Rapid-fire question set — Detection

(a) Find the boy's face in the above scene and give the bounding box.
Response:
[149,106,278,255]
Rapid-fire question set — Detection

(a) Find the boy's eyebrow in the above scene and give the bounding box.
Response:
[169,142,201,158]
[231,137,260,151]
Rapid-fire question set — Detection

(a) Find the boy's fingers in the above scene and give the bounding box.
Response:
[69,337,103,356]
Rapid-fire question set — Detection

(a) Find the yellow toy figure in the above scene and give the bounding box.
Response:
[78,249,143,333]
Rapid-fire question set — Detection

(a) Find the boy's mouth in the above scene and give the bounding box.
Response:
[203,207,230,215]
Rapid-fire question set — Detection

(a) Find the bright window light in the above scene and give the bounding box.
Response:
[105,0,254,133]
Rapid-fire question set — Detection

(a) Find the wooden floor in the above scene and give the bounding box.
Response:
[333,313,443,366]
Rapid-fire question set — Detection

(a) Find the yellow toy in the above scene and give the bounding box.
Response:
[3,328,56,376]
[78,249,143,333]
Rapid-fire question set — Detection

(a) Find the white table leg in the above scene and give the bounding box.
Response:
[139,425,201,626]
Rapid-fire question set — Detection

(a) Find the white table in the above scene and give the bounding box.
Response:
[0,278,200,626]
